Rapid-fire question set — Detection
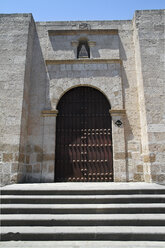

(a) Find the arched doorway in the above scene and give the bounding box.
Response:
[55,86,113,182]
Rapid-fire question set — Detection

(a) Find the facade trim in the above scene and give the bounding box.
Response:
[42,110,59,117]
[45,59,122,65]
[109,109,126,116]
[48,29,118,36]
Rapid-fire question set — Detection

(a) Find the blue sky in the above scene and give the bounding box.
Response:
[0,0,164,21]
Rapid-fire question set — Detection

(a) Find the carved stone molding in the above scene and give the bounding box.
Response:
[48,30,118,36]
[45,59,122,65]
[88,41,96,47]
[109,109,126,116]
[71,41,96,47]
[71,41,78,47]
[42,110,58,117]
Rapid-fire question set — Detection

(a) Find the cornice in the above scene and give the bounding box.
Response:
[109,109,126,116]
[48,29,118,36]
[45,59,122,65]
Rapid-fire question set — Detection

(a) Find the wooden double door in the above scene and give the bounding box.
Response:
[55,87,113,182]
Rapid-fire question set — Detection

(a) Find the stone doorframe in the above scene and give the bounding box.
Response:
[41,108,127,183]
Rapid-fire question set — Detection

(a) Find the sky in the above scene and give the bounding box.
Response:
[0,0,164,21]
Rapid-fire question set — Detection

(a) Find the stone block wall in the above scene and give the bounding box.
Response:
[0,14,35,185]
[24,23,49,183]
[32,19,143,183]
[0,10,164,185]
[133,9,165,184]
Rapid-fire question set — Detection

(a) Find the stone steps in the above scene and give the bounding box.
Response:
[1,194,165,204]
[1,241,165,248]
[2,203,165,214]
[1,214,165,226]
[1,182,165,243]
[1,226,165,241]
[2,189,165,195]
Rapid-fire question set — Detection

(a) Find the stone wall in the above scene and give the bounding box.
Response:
[26,19,142,183]
[0,10,164,185]
[133,10,165,184]
[0,14,35,185]
[24,22,49,183]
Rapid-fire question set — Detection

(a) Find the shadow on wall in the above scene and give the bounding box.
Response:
[47,63,121,80]
[118,36,137,182]
[18,23,52,183]
[49,34,119,59]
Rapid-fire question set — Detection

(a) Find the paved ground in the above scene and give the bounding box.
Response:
[1,241,165,248]
[1,182,165,190]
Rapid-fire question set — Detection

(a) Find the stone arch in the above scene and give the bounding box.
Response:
[43,80,127,183]
[55,84,112,111]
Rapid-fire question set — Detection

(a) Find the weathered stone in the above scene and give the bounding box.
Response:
[36,154,43,162]
[26,145,33,153]
[3,163,11,174]
[34,145,43,153]
[17,173,23,183]
[0,154,2,163]
[3,174,10,185]
[157,174,165,182]
[33,164,41,173]
[19,146,24,153]
[161,166,165,173]
[114,153,126,160]
[143,154,156,163]
[42,163,48,173]
[0,10,165,185]
[43,154,55,161]
[144,174,152,183]
[0,144,19,153]
[18,154,25,163]
[26,155,30,164]
[3,153,13,162]
[10,173,18,183]
[48,164,54,173]
[134,174,142,182]
[14,154,19,162]
[127,152,132,159]
[26,165,32,173]
[11,163,18,173]
[137,165,143,173]
[151,174,157,181]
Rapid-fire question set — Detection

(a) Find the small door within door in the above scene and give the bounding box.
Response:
[55,86,113,182]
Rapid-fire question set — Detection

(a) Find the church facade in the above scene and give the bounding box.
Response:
[0,9,164,185]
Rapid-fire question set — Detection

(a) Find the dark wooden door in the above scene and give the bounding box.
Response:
[55,87,113,182]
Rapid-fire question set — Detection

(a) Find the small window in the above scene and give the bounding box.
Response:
[77,40,90,59]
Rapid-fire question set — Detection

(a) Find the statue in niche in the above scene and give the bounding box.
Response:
[79,44,88,58]
[77,41,90,58]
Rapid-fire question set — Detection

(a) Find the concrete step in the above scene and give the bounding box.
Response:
[1,214,165,226]
[1,241,165,248]
[2,189,165,195]
[1,183,165,243]
[1,226,165,241]
[1,194,165,204]
[1,203,165,214]
[1,182,165,195]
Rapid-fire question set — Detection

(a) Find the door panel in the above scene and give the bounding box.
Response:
[55,87,113,182]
